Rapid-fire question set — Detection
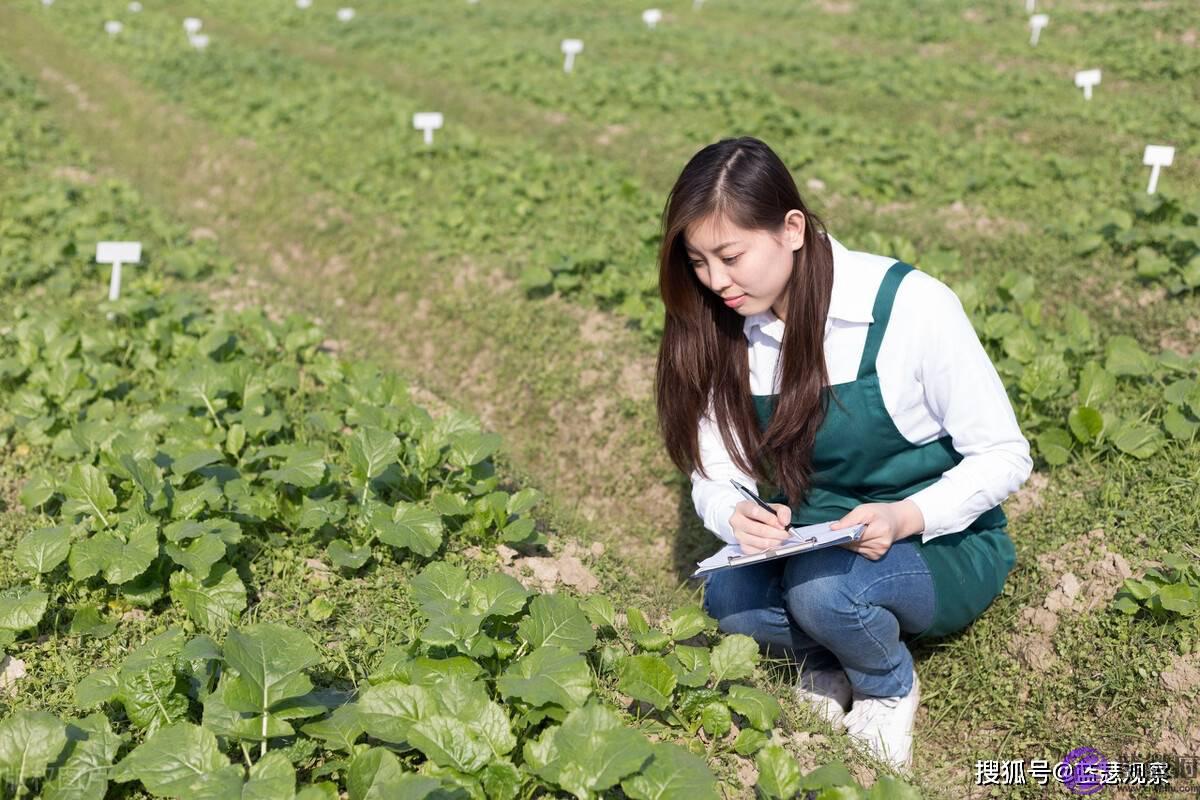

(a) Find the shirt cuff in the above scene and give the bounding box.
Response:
[705,486,743,545]
[908,479,986,544]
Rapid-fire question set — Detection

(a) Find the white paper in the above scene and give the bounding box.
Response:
[693,520,865,575]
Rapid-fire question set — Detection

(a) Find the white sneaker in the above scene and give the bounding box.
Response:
[842,668,920,772]
[793,668,852,729]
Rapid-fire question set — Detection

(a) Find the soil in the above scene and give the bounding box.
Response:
[1007,528,1133,672]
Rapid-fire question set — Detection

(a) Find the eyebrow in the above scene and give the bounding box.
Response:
[685,240,740,255]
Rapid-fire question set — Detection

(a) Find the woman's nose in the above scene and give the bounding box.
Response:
[706,261,732,291]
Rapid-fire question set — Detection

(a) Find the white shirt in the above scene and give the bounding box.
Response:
[690,233,1033,546]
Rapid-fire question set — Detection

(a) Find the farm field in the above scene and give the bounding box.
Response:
[0,0,1198,798]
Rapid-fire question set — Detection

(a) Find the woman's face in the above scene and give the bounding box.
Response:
[683,209,805,322]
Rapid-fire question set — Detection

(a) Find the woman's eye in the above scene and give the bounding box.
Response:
[723,256,739,265]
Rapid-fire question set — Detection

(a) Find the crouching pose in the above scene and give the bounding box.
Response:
[653,136,1032,771]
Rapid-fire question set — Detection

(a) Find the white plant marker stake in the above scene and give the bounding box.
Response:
[413,112,443,146]
[1025,0,1035,12]
[1143,145,1174,195]
[96,242,141,318]
[183,17,202,34]
[1029,14,1048,46]
[467,0,479,4]
[337,7,355,21]
[41,0,54,7]
[128,1,142,11]
[561,38,583,73]
[189,32,210,50]
[693,0,703,8]
[104,20,123,35]
[642,8,662,29]
[296,0,312,7]
[1074,68,1101,100]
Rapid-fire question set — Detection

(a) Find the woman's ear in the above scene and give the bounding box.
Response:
[788,210,806,250]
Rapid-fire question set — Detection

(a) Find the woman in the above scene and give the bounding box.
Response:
[654,136,1032,772]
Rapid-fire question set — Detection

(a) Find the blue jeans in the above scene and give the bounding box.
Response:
[701,538,936,698]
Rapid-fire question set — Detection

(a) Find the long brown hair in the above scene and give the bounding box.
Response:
[655,136,835,507]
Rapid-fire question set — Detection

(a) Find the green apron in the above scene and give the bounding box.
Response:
[753,261,1015,641]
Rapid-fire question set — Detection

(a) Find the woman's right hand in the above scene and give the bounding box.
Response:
[730,500,793,554]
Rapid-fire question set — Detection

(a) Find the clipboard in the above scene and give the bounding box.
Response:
[691,520,866,579]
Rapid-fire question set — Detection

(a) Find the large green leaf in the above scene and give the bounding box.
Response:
[0,709,68,783]
[260,445,326,488]
[41,712,123,800]
[725,684,782,731]
[523,703,654,799]
[448,431,502,469]
[517,594,596,653]
[355,681,435,744]
[347,748,440,800]
[373,502,443,557]
[468,573,531,619]
[497,645,593,710]
[111,722,231,796]
[61,464,117,528]
[410,562,470,617]
[618,654,677,711]
[0,586,49,634]
[15,525,72,574]
[754,743,803,799]
[665,645,710,688]
[68,520,159,584]
[117,655,189,734]
[620,742,719,800]
[1067,406,1104,444]
[407,715,492,773]
[300,705,365,753]
[222,623,321,722]
[242,750,296,800]
[169,562,247,632]
[668,605,714,641]
[347,426,400,486]
[1110,419,1163,459]
[164,534,226,578]
[1105,335,1155,377]
[709,634,759,684]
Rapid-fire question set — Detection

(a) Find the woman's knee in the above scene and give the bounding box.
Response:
[702,565,781,625]
[783,573,860,634]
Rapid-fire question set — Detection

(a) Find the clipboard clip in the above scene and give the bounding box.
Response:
[726,535,818,564]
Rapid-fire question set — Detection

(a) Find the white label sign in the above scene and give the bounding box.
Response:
[128,1,142,11]
[104,20,123,35]
[296,0,312,7]
[96,242,142,264]
[1143,145,1175,194]
[183,17,202,34]
[643,8,662,28]
[1029,14,1048,46]
[413,111,444,145]
[337,7,355,21]
[1074,68,1101,100]
[561,38,583,72]
[189,33,210,50]
[96,242,142,303]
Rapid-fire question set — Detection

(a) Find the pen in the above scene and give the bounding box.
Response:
[730,479,795,529]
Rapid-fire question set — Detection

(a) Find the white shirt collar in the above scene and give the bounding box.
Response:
[742,232,875,342]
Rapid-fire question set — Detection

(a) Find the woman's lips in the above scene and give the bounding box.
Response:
[723,294,746,308]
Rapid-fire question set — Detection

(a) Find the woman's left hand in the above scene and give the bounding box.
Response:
[831,500,924,561]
